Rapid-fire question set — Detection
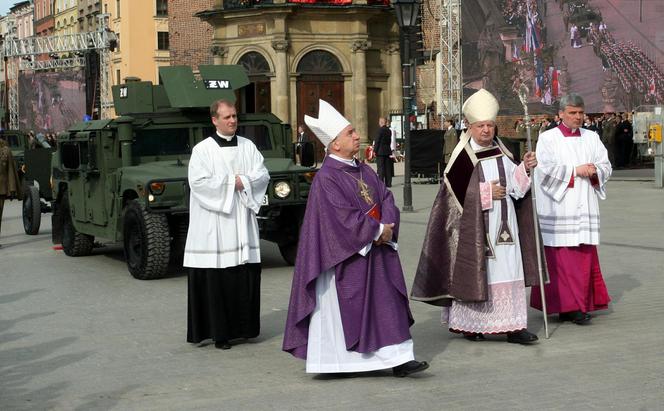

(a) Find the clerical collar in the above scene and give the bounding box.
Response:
[558,123,581,137]
[211,131,237,147]
[328,153,358,167]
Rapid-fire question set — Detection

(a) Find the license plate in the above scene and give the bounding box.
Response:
[261,194,269,206]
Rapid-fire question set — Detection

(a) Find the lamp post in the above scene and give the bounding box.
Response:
[392,0,419,212]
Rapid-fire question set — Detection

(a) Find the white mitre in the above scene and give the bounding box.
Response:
[462,88,499,124]
[304,99,350,148]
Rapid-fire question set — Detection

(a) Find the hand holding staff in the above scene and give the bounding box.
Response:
[518,84,550,339]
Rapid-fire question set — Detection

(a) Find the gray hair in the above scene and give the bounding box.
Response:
[559,93,585,110]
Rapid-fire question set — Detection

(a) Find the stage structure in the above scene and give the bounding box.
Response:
[437,0,462,123]
[1,14,117,129]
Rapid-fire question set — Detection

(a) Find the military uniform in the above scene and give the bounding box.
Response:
[601,117,617,165]
[0,139,21,246]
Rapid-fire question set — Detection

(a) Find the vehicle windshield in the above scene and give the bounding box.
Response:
[4,134,22,149]
[133,128,192,157]
[203,124,273,151]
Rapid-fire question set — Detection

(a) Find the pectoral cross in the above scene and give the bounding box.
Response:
[358,180,374,205]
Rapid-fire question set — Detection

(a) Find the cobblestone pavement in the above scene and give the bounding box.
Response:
[1,173,662,410]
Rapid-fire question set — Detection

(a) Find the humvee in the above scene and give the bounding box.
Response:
[47,65,316,279]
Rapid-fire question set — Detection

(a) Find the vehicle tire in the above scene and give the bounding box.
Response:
[278,242,298,266]
[169,216,188,266]
[62,203,94,257]
[123,200,170,280]
[22,185,41,235]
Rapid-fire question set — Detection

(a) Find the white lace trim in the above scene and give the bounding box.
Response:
[442,280,528,333]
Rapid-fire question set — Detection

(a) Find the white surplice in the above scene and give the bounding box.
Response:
[534,127,611,247]
[305,155,414,373]
[443,139,532,333]
[184,134,269,269]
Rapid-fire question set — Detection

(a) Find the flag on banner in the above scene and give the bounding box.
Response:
[512,42,521,62]
[534,58,544,98]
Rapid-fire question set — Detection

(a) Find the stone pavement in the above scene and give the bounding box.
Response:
[1,172,663,410]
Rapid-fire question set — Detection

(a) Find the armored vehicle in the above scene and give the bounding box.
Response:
[49,65,316,280]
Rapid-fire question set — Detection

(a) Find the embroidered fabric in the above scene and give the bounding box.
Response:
[442,280,528,333]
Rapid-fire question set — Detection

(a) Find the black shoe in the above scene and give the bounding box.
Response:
[506,329,539,344]
[559,311,592,325]
[392,360,429,377]
[463,332,485,341]
[214,341,231,350]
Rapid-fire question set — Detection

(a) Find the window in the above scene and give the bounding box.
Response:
[156,0,168,17]
[133,129,191,157]
[157,31,169,50]
[116,0,120,17]
[116,69,121,85]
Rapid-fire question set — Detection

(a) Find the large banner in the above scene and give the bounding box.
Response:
[462,0,664,114]
[18,69,86,133]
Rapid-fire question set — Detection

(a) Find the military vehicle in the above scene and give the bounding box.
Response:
[46,65,316,280]
[2,129,28,177]
[0,128,56,235]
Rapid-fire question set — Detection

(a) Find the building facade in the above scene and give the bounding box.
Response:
[101,0,170,89]
[77,0,101,32]
[168,0,214,71]
[34,0,55,37]
[54,0,78,36]
[198,0,400,149]
[12,1,34,39]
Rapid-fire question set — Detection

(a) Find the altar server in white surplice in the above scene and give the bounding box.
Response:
[185,99,269,350]
[530,93,612,325]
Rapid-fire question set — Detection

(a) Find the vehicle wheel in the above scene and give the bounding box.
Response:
[278,242,298,266]
[22,185,41,235]
[123,200,170,280]
[62,205,94,256]
[169,216,189,266]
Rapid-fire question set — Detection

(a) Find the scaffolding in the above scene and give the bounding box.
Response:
[437,0,462,123]
[1,14,116,129]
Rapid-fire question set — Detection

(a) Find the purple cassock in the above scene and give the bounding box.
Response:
[282,156,414,360]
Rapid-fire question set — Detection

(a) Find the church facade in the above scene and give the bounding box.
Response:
[195,0,402,149]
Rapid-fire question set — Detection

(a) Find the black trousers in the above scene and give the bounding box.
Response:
[376,155,393,187]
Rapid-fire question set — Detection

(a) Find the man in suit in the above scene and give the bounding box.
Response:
[443,117,457,168]
[374,117,393,187]
[296,124,307,164]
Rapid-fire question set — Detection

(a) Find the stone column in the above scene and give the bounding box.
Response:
[271,39,290,125]
[386,42,402,112]
[351,39,371,150]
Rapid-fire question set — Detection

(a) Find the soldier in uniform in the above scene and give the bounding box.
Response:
[602,113,618,166]
[0,136,21,248]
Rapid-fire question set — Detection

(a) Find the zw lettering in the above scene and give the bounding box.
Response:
[204,80,231,89]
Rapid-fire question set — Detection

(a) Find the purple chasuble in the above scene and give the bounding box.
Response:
[283,157,414,360]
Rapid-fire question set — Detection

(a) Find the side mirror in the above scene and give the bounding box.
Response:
[300,141,315,167]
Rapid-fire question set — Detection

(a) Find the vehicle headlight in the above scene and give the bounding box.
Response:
[149,182,165,195]
[274,181,291,198]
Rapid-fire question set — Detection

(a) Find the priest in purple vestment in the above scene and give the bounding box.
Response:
[283,100,429,377]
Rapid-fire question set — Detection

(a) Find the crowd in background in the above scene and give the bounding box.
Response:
[26,131,57,149]
[512,112,635,169]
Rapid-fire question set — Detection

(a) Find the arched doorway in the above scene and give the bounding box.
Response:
[297,50,344,158]
[237,51,271,113]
